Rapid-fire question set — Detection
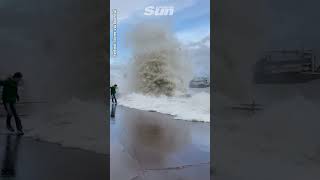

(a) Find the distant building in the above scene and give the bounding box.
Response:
[254,49,320,83]
[189,77,210,88]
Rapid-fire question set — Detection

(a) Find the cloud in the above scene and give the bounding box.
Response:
[111,0,154,21]
[176,25,210,45]
[188,35,210,48]
[186,35,210,77]
[111,0,197,23]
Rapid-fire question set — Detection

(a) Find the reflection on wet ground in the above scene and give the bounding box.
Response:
[1,135,21,177]
[111,103,117,118]
[0,132,108,180]
[110,105,210,180]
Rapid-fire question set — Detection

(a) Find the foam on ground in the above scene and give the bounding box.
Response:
[118,91,210,122]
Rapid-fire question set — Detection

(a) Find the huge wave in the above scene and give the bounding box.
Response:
[125,22,192,96]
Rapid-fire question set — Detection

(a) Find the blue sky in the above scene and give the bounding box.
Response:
[110,0,210,67]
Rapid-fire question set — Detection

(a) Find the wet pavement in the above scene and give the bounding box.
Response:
[110,104,210,180]
[0,131,109,180]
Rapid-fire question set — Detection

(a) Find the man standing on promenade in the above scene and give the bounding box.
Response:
[0,72,24,135]
[110,84,118,104]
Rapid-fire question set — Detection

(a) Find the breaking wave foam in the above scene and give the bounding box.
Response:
[118,92,210,122]
[125,22,192,96]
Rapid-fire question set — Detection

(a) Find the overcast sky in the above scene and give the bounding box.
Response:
[110,0,210,77]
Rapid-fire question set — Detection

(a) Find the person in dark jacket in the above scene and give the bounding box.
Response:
[0,72,24,135]
[110,84,117,104]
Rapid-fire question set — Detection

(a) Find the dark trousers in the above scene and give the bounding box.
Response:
[3,102,22,131]
[111,94,117,103]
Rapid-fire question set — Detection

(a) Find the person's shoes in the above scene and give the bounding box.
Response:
[16,131,24,136]
[7,126,14,133]
[1,169,15,177]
